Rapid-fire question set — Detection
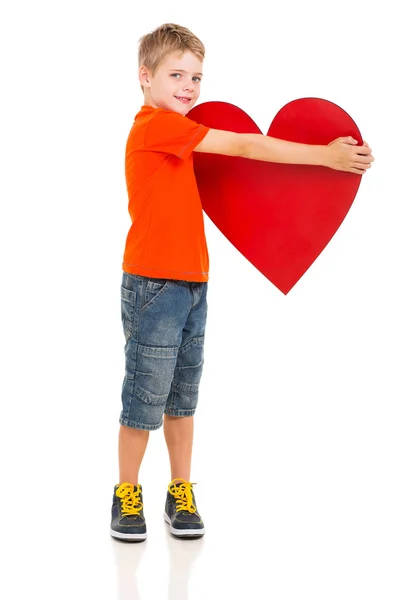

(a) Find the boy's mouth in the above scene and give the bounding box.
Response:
[175,96,192,104]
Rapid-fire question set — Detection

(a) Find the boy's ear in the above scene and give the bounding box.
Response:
[139,65,152,88]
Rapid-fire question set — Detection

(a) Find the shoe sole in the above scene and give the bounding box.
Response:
[110,529,147,542]
[163,512,205,537]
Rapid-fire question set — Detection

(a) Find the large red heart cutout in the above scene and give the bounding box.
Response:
[187,98,363,294]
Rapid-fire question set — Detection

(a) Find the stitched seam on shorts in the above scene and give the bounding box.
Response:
[134,384,169,406]
[178,336,204,355]
[138,344,179,359]
[172,380,200,393]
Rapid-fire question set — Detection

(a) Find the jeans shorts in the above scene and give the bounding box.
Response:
[119,272,208,431]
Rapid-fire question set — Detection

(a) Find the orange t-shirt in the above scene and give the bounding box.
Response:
[122,105,211,282]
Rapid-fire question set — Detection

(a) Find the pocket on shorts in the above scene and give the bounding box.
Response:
[141,278,170,312]
[121,285,136,342]
[133,343,179,405]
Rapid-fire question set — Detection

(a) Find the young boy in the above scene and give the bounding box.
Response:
[110,23,374,542]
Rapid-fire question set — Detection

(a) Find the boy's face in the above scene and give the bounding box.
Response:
[140,51,203,115]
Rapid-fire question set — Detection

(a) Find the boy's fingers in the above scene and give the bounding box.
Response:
[351,165,370,174]
[356,146,373,156]
[356,154,374,163]
[354,159,373,170]
[341,136,358,144]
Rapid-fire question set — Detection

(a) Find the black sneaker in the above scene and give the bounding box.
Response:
[110,482,147,542]
[164,478,205,538]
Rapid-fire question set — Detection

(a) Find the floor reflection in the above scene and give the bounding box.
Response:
[112,537,146,600]
[112,524,205,600]
[165,524,205,600]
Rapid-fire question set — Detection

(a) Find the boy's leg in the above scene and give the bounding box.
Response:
[118,425,149,485]
[163,281,207,537]
[112,421,150,542]
[163,415,194,481]
[111,422,149,541]
[112,273,186,541]
[163,413,205,538]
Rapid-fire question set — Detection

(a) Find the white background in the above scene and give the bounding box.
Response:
[1,1,399,599]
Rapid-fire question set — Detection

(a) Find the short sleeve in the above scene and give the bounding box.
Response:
[144,110,210,160]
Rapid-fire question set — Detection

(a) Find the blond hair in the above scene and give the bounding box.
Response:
[138,23,205,92]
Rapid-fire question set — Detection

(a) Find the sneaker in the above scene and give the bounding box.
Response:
[110,482,147,541]
[164,478,205,538]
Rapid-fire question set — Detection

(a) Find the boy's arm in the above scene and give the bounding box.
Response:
[194,129,374,174]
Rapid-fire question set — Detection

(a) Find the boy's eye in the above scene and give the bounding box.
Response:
[171,73,201,83]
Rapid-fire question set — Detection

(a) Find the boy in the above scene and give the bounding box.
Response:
[110,23,374,542]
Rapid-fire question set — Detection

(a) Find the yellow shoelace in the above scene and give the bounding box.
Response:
[168,478,197,514]
[116,482,143,516]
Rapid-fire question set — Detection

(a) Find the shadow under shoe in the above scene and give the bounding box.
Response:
[111,482,147,542]
[164,479,205,538]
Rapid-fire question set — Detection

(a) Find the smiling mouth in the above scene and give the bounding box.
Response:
[175,96,192,102]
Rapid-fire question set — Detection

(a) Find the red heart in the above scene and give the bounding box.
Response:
[187,99,363,294]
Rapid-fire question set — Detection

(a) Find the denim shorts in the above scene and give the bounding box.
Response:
[119,272,208,431]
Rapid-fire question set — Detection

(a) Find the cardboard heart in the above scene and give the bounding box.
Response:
[187,98,363,294]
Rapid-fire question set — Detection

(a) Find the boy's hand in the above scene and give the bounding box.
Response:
[325,137,374,174]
